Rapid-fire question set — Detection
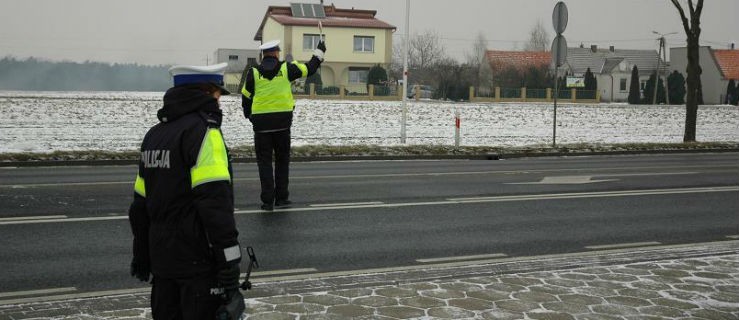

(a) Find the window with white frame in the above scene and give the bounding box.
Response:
[620,78,627,91]
[303,34,321,51]
[353,36,374,53]
[348,67,369,84]
[228,55,239,61]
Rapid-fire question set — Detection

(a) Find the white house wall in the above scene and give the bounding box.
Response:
[261,18,393,88]
[262,18,286,58]
[670,47,727,104]
[287,25,389,65]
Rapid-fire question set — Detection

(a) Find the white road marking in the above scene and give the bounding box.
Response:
[0,287,76,298]
[2,186,736,225]
[0,287,148,306]
[1,181,133,188]
[310,201,384,207]
[417,253,507,263]
[0,215,67,222]
[0,215,126,225]
[0,165,733,188]
[448,186,739,203]
[585,241,662,250]
[509,172,699,185]
[510,176,617,185]
[597,172,699,178]
[246,268,318,277]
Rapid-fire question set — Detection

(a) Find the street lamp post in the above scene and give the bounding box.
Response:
[401,0,410,144]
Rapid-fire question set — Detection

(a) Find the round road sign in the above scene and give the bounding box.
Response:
[551,34,568,67]
[552,1,568,34]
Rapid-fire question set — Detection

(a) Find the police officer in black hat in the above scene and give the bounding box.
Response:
[128,63,245,319]
[241,39,326,211]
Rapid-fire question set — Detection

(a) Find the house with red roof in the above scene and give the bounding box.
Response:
[486,50,551,72]
[670,46,739,104]
[486,46,664,102]
[254,3,396,90]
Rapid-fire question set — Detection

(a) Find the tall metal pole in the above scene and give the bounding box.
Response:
[553,67,558,147]
[401,0,410,144]
[663,37,670,104]
[652,36,663,105]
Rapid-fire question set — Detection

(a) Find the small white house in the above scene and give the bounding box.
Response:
[562,46,664,103]
[670,46,739,104]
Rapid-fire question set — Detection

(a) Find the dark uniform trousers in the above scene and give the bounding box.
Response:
[254,129,291,205]
[151,274,222,320]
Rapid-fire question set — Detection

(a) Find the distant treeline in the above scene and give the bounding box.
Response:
[0,57,171,91]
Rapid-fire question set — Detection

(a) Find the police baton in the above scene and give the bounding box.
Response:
[215,247,257,320]
[239,246,258,290]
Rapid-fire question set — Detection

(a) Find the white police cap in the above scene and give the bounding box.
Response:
[259,40,281,52]
[168,62,230,95]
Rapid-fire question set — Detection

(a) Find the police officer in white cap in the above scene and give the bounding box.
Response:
[128,62,246,319]
[242,39,326,211]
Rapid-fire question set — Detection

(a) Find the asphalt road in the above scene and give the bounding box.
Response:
[0,153,737,299]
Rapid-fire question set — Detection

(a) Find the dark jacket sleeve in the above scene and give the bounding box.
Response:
[184,126,240,267]
[241,68,254,119]
[128,164,150,262]
[287,56,322,82]
[193,181,239,266]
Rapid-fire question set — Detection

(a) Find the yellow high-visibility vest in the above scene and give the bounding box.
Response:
[247,62,307,114]
[190,128,231,188]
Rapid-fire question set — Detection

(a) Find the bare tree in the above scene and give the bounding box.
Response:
[390,41,404,81]
[409,29,445,70]
[669,0,704,142]
[465,32,493,89]
[524,20,550,52]
[392,29,446,86]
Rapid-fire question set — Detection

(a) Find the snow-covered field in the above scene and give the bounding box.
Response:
[1,91,738,153]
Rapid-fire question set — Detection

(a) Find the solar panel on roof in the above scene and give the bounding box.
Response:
[290,3,305,17]
[311,4,326,18]
[291,3,325,18]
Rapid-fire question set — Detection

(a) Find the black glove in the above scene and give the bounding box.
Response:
[217,262,241,290]
[317,41,326,53]
[216,290,245,320]
[130,237,150,282]
[130,257,150,282]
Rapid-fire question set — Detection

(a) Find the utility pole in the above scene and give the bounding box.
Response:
[652,31,676,105]
[663,37,670,104]
[651,35,663,105]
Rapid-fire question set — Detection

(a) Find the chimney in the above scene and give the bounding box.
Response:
[609,46,615,52]
[591,45,598,53]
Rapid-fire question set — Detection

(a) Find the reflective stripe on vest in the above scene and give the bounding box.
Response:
[134,174,146,197]
[251,62,306,115]
[190,128,231,188]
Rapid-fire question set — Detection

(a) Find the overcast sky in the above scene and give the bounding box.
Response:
[0,0,736,66]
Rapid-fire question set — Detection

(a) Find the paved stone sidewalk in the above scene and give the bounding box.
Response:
[1,242,738,319]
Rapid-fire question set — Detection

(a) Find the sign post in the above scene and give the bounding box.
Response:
[454,108,460,150]
[401,0,410,144]
[551,1,568,147]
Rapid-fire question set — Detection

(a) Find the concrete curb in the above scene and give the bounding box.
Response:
[1,148,738,167]
[0,240,737,317]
